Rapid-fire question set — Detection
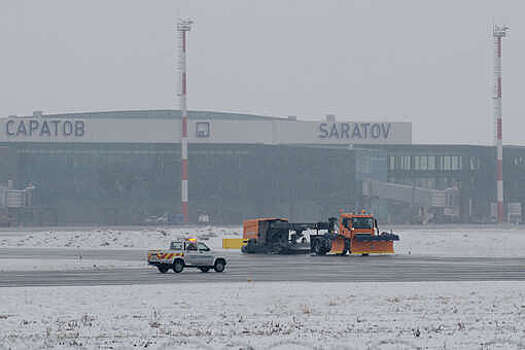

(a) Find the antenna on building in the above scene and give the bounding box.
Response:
[326,114,336,123]
[177,18,193,224]
[492,24,508,224]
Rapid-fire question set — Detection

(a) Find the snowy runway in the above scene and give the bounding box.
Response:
[1,253,524,287]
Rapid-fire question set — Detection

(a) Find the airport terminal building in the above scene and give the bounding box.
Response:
[0,110,523,225]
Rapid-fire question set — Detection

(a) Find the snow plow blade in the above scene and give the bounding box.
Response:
[350,233,398,254]
[351,239,395,254]
[354,233,400,242]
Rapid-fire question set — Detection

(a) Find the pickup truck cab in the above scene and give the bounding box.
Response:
[147,239,227,274]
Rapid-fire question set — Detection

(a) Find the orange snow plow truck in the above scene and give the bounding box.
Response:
[241,211,399,255]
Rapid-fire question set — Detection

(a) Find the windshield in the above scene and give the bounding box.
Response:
[197,242,210,251]
[351,217,374,229]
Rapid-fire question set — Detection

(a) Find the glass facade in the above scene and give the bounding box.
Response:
[2,140,525,225]
[2,143,360,224]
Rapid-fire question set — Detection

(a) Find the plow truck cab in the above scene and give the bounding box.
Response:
[310,211,400,256]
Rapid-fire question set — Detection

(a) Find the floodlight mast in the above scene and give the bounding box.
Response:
[177,18,192,224]
[492,24,508,223]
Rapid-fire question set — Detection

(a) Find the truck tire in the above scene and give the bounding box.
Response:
[199,267,210,273]
[241,239,256,254]
[340,238,350,256]
[313,240,326,256]
[172,260,184,273]
[312,240,319,255]
[157,264,169,274]
[214,259,226,273]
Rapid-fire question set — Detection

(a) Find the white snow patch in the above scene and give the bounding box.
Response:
[0,258,146,272]
[396,225,525,257]
[0,281,524,349]
[0,226,241,250]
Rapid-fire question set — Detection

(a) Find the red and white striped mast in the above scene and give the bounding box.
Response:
[177,18,192,224]
[492,24,508,223]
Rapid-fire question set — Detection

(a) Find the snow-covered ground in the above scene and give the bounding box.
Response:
[1,225,525,257]
[0,226,240,250]
[1,281,524,349]
[397,225,525,257]
[0,258,146,272]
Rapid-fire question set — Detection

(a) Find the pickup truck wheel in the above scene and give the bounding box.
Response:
[172,260,184,273]
[199,267,210,273]
[157,264,169,274]
[214,259,226,273]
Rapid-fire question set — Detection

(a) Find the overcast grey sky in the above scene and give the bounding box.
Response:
[0,1,523,145]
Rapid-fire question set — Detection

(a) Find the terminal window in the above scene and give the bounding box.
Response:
[414,155,436,170]
[195,122,210,138]
[440,155,462,170]
[400,156,411,170]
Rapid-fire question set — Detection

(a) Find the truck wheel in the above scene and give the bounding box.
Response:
[312,240,320,255]
[339,239,350,256]
[214,259,226,273]
[200,267,210,273]
[157,264,169,274]
[313,241,326,256]
[172,260,184,273]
